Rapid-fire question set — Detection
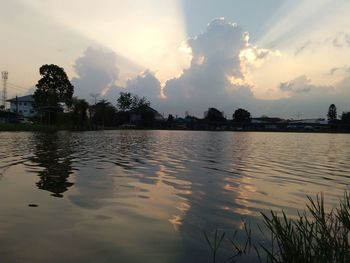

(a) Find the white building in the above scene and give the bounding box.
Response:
[7,95,36,118]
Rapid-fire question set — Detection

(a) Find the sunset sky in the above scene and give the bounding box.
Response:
[1,0,350,118]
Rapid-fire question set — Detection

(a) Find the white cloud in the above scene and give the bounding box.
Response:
[163,18,253,114]
[162,18,280,116]
[71,47,119,99]
[69,18,350,119]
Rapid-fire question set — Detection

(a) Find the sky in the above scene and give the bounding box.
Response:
[1,0,350,119]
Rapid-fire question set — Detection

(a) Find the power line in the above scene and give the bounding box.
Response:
[7,84,29,92]
[7,82,29,91]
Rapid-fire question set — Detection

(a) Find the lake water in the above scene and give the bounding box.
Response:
[0,130,349,262]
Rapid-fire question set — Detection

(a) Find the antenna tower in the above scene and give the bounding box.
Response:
[1,71,8,109]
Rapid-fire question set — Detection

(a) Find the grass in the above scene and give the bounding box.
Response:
[204,230,226,263]
[204,192,350,262]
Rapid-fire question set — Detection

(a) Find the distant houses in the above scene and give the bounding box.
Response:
[7,95,36,120]
[129,106,164,124]
[0,93,348,132]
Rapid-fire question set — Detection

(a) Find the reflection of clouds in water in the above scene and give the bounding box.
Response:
[68,167,115,209]
[1,131,350,262]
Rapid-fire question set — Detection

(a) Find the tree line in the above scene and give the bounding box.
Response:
[30,64,350,129]
[32,64,157,128]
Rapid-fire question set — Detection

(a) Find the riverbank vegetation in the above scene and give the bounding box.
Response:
[1,64,350,132]
[205,193,350,262]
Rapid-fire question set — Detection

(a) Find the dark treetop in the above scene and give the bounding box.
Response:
[33,64,74,108]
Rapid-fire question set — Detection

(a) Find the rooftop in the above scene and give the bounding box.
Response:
[7,95,34,103]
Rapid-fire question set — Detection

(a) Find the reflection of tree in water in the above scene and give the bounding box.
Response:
[31,133,74,197]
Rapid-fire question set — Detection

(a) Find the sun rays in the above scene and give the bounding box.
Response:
[21,0,190,85]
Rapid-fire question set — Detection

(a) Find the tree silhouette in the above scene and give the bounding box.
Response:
[34,64,74,107]
[117,92,150,111]
[327,104,337,122]
[72,98,89,128]
[90,99,117,127]
[167,114,174,122]
[33,64,74,124]
[117,92,133,111]
[232,108,251,123]
[205,108,226,122]
[341,112,350,123]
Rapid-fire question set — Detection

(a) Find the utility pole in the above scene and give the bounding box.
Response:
[15,95,18,113]
[1,71,8,109]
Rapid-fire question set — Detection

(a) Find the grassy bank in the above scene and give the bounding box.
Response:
[205,193,350,262]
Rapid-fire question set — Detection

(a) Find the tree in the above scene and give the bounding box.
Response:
[90,99,117,127]
[71,98,89,128]
[131,95,150,111]
[232,108,251,123]
[341,112,350,123]
[34,64,74,108]
[205,108,226,122]
[167,114,174,122]
[33,64,74,124]
[117,92,150,111]
[327,104,337,122]
[117,92,133,111]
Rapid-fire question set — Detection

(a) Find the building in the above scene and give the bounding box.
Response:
[7,95,36,119]
[130,106,164,124]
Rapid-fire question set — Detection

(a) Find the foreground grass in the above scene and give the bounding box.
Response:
[205,193,350,263]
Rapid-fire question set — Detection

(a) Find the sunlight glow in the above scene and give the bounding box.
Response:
[257,0,335,48]
[21,0,190,84]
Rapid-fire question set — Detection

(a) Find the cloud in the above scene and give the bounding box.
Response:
[71,47,146,102]
[279,75,312,94]
[294,41,311,56]
[265,74,350,118]
[69,19,350,119]
[125,70,162,99]
[292,31,350,56]
[71,47,119,100]
[332,32,350,48]
[163,18,265,115]
[328,66,350,76]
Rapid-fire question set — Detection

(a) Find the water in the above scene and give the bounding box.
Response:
[0,130,349,262]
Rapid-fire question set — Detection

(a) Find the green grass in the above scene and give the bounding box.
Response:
[204,192,350,262]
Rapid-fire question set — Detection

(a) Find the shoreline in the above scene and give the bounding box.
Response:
[1,123,350,134]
